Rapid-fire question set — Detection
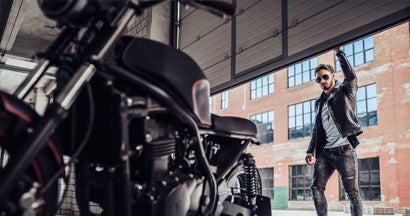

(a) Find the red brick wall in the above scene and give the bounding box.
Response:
[212,22,410,212]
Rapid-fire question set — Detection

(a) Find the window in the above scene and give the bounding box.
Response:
[289,165,313,201]
[357,84,377,127]
[288,100,315,140]
[288,57,317,87]
[221,91,228,110]
[336,36,374,71]
[340,157,381,201]
[250,73,274,99]
[250,111,274,144]
[259,168,274,200]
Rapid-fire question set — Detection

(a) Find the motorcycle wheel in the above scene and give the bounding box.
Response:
[0,92,60,216]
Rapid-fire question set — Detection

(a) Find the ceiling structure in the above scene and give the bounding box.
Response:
[178,0,410,93]
[1,0,410,95]
[0,0,59,95]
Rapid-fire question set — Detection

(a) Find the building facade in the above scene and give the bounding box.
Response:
[211,22,410,213]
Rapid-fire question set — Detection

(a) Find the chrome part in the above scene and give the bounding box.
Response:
[14,60,50,100]
[55,64,95,109]
[19,182,42,216]
[192,79,211,125]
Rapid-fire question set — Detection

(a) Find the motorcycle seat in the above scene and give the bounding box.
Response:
[211,114,257,137]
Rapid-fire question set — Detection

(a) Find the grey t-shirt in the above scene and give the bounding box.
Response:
[321,102,349,148]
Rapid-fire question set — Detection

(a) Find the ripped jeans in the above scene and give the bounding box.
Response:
[311,148,362,216]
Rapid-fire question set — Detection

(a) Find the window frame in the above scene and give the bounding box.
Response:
[340,157,381,201]
[289,164,313,201]
[336,36,374,71]
[356,83,378,127]
[250,73,274,100]
[250,111,274,145]
[259,167,274,200]
[221,90,228,110]
[288,57,317,88]
[288,100,316,140]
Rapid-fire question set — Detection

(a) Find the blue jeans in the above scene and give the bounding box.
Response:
[311,148,362,216]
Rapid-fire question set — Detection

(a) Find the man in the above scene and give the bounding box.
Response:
[305,47,363,216]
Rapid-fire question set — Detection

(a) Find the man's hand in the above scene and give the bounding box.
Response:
[305,153,314,165]
[333,46,343,53]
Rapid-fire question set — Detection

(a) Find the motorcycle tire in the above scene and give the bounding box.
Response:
[0,91,61,216]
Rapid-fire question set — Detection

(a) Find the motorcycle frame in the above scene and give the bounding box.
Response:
[0,1,249,215]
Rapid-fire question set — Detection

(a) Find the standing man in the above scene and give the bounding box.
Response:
[305,47,363,216]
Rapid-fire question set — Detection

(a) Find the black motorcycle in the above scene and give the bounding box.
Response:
[0,0,271,215]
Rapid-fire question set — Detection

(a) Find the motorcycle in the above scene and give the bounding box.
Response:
[0,0,271,215]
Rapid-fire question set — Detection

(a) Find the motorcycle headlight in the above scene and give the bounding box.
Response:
[38,0,91,25]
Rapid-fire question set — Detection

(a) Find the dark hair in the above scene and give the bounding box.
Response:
[315,64,335,74]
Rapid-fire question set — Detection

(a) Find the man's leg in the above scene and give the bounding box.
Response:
[311,155,335,216]
[334,149,363,216]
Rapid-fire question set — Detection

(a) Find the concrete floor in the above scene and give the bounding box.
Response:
[271,210,403,216]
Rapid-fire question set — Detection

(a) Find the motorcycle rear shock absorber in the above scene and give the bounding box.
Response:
[243,153,257,206]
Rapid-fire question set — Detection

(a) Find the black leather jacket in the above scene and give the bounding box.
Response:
[306,51,362,157]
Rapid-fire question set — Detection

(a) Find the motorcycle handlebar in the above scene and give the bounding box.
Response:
[38,0,236,26]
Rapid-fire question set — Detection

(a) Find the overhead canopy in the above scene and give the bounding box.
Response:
[178,0,410,94]
[1,0,410,95]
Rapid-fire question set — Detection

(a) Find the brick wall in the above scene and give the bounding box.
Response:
[211,22,410,212]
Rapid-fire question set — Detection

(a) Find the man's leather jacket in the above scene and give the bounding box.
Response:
[306,51,362,157]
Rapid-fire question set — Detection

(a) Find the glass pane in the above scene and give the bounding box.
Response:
[262,86,268,96]
[261,77,266,87]
[251,90,255,99]
[354,52,364,66]
[289,128,295,139]
[288,66,295,76]
[303,60,309,71]
[365,49,374,62]
[310,58,317,67]
[367,84,377,98]
[289,106,295,116]
[295,64,302,74]
[251,81,256,90]
[354,40,364,52]
[357,101,366,114]
[364,36,373,49]
[361,187,370,200]
[289,77,294,87]
[296,104,303,115]
[304,113,311,124]
[304,124,312,137]
[368,111,378,125]
[296,116,303,127]
[357,87,366,100]
[372,187,381,200]
[303,71,310,83]
[370,158,380,170]
[359,174,369,186]
[256,78,261,87]
[345,44,353,55]
[359,116,368,127]
[348,56,354,65]
[304,101,311,113]
[297,177,304,187]
[336,60,341,72]
[371,172,380,184]
[289,117,295,128]
[367,98,377,112]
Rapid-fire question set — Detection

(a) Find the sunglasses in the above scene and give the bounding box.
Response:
[315,74,330,83]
